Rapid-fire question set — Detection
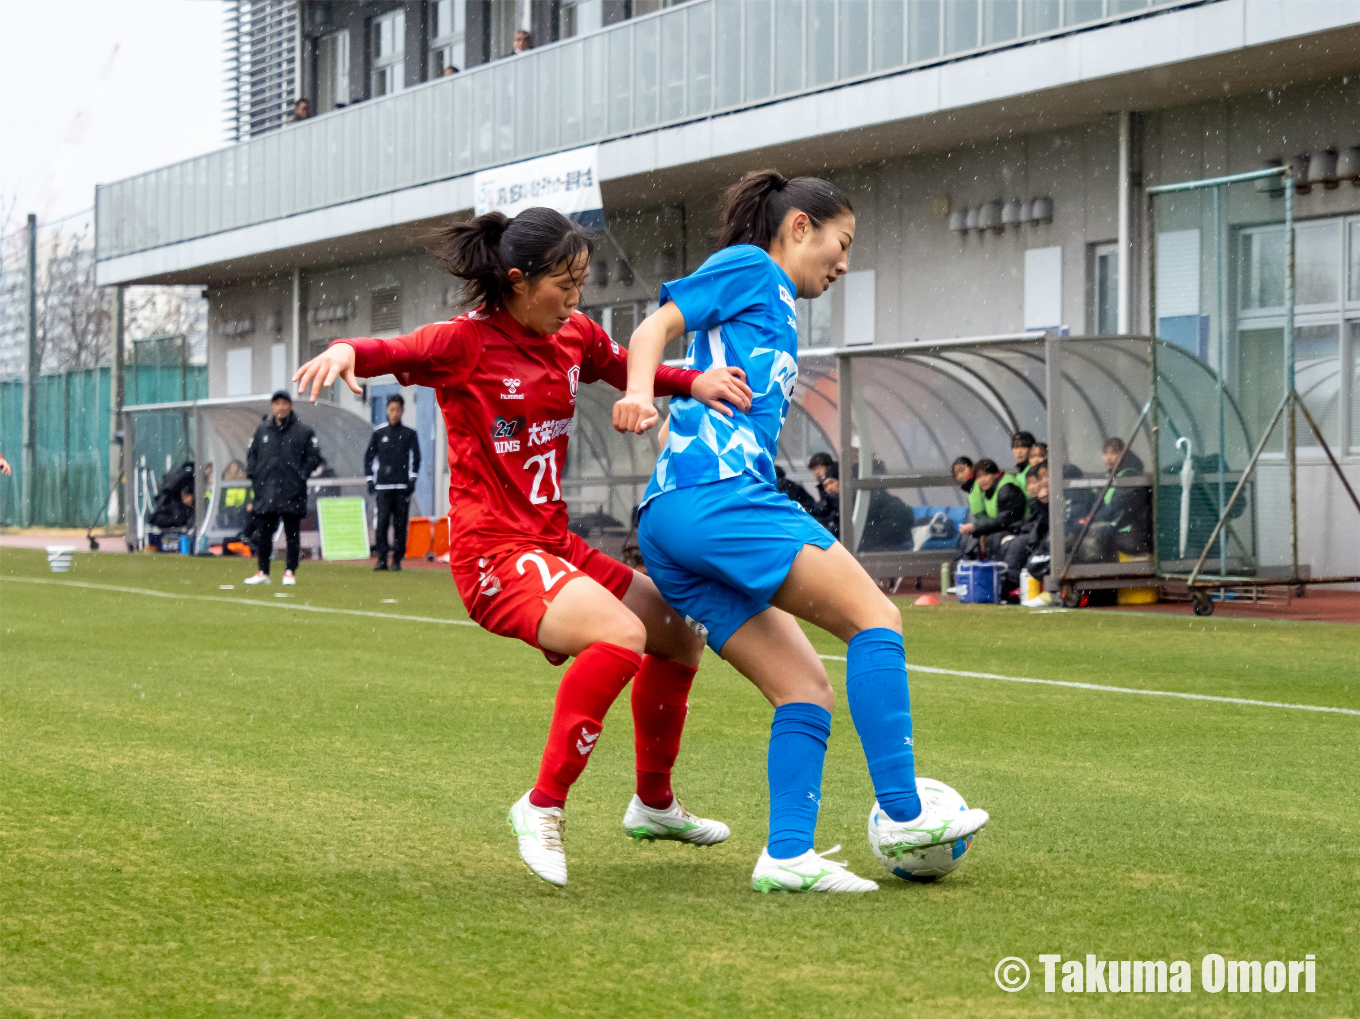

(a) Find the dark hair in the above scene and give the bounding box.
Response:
[428,208,593,310]
[952,455,974,470]
[1033,461,1049,477]
[1010,430,1036,447]
[717,169,854,250]
[386,393,404,407]
[1032,441,1049,454]
[1103,437,1126,454]
[808,451,835,470]
[974,458,1001,475]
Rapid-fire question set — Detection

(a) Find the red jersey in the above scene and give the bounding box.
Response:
[338,307,696,564]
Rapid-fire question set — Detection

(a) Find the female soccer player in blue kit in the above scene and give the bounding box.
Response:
[613,170,990,893]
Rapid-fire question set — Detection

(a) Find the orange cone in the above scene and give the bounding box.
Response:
[913,594,939,606]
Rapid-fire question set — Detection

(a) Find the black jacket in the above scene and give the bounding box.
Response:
[1018,496,1050,548]
[1093,452,1150,535]
[246,411,322,516]
[970,478,1027,536]
[364,422,421,493]
[861,490,915,551]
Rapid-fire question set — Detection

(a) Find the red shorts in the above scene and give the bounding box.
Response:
[451,531,635,655]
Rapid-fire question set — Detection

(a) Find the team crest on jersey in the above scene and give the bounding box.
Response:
[567,365,580,398]
[500,377,524,400]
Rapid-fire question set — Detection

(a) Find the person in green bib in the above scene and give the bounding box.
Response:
[1078,437,1151,562]
[1009,430,1037,488]
[958,458,1027,560]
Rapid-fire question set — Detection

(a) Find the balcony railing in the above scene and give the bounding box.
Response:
[96,0,1195,261]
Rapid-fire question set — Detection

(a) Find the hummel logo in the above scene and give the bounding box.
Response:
[576,728,600,756]
[500,377,525,400]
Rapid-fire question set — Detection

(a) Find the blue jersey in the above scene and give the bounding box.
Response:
[641,245,799,506]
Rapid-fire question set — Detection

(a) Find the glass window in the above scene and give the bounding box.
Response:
[908,0,941,61]
[982,0,1019,45]
[659,9,685,119]
[744,0,772,101]
[808,0,836,85]
[1109,0,1150,13]
[1350,320,1360,450]
[1295,324,1341,448]
[430,0,466,76]
[687,5,712,114]
[1023,0,1060,34]
[944,0,978,53]
[316,30,350,113]
[1238,227,1286,312]
[1064,0,1105,25]
[797,293,832,350]
[634,18,659,127]
[371,9,405,97]
[872,1,904,71]
[774,0,804,95]
[488,0,518,59]
[1092,242,1118,335]
[713,1,741,107]
[838,0,868,79]
[1295,220,1341,307]
[1237,327,1285,451]
[1350,220,1360,302]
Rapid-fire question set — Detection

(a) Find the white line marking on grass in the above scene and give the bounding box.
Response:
[3,576,478,628]
[817,655,1360,717]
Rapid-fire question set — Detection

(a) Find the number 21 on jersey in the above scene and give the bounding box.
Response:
[524,449,560,505]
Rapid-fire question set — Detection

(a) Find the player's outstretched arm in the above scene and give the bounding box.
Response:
[293,343,362,402]
[614,303,687,434]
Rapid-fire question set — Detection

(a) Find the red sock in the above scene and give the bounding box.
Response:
[529,642,642,808]
[631,656,697,809]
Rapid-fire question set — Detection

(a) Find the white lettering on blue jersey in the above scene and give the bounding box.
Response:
[642,245,799,506]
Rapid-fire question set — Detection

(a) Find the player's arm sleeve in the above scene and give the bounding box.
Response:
[579,317,700,396]
[658,246,769,334]
[332,320,478,388]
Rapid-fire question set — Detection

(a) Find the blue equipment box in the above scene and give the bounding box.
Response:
[955,561,1005,604]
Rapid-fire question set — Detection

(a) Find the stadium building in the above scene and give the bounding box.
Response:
[94,0,1360,578]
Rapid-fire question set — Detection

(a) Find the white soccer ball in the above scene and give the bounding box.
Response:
[868,777,977,883]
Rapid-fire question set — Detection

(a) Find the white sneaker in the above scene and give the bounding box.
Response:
[872,799,990,860]
[751,845,879,893]
[622,794,731,846]
[243,573,270,586]
[281,572,296,586]
[507,791,567,887]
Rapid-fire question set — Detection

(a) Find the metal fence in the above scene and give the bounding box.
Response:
[0,363,206,528]
[96,0,1190,260]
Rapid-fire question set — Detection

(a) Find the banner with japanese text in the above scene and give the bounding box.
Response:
[473,144,604,229]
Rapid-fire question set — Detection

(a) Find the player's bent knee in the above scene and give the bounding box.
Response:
[603,611,648,657]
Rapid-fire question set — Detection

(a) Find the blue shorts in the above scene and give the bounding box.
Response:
[637,475,837,655]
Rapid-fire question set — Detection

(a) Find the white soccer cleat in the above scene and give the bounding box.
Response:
[281,572,296,586]
[872,797,989,860]
[507,791,567,887]
[622,795,731,846]
[751,845,879,893]
[243,573,271,586]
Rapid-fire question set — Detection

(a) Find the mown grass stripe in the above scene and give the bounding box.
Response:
[819,654,1360,717]
[2,575,477,627]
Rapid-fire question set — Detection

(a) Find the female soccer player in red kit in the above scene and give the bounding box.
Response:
[294,208,752,887]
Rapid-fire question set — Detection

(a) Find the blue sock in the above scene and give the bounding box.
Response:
[845,628,921,822]
[766,702,831,859]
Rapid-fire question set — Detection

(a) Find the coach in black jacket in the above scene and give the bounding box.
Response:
[365,393,422,571]
[245,391,322,585]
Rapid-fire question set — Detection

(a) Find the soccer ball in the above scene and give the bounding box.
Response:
[868,778,977,883]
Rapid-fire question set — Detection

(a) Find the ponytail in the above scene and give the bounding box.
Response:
[427,207,593,309]
[717,169,853,250]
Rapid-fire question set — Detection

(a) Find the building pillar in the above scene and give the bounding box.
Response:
[109,286,125,529]
[22,213,37,529]
[1117,111,1133,335]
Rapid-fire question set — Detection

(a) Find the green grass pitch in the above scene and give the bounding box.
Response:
[2,548,1357,1018]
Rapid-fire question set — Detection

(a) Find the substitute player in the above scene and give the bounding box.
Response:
[294,207,752,887]
[614,171,990,893]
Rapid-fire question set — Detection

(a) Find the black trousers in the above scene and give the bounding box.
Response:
[256,512,302,574]
[374,490,411,563]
